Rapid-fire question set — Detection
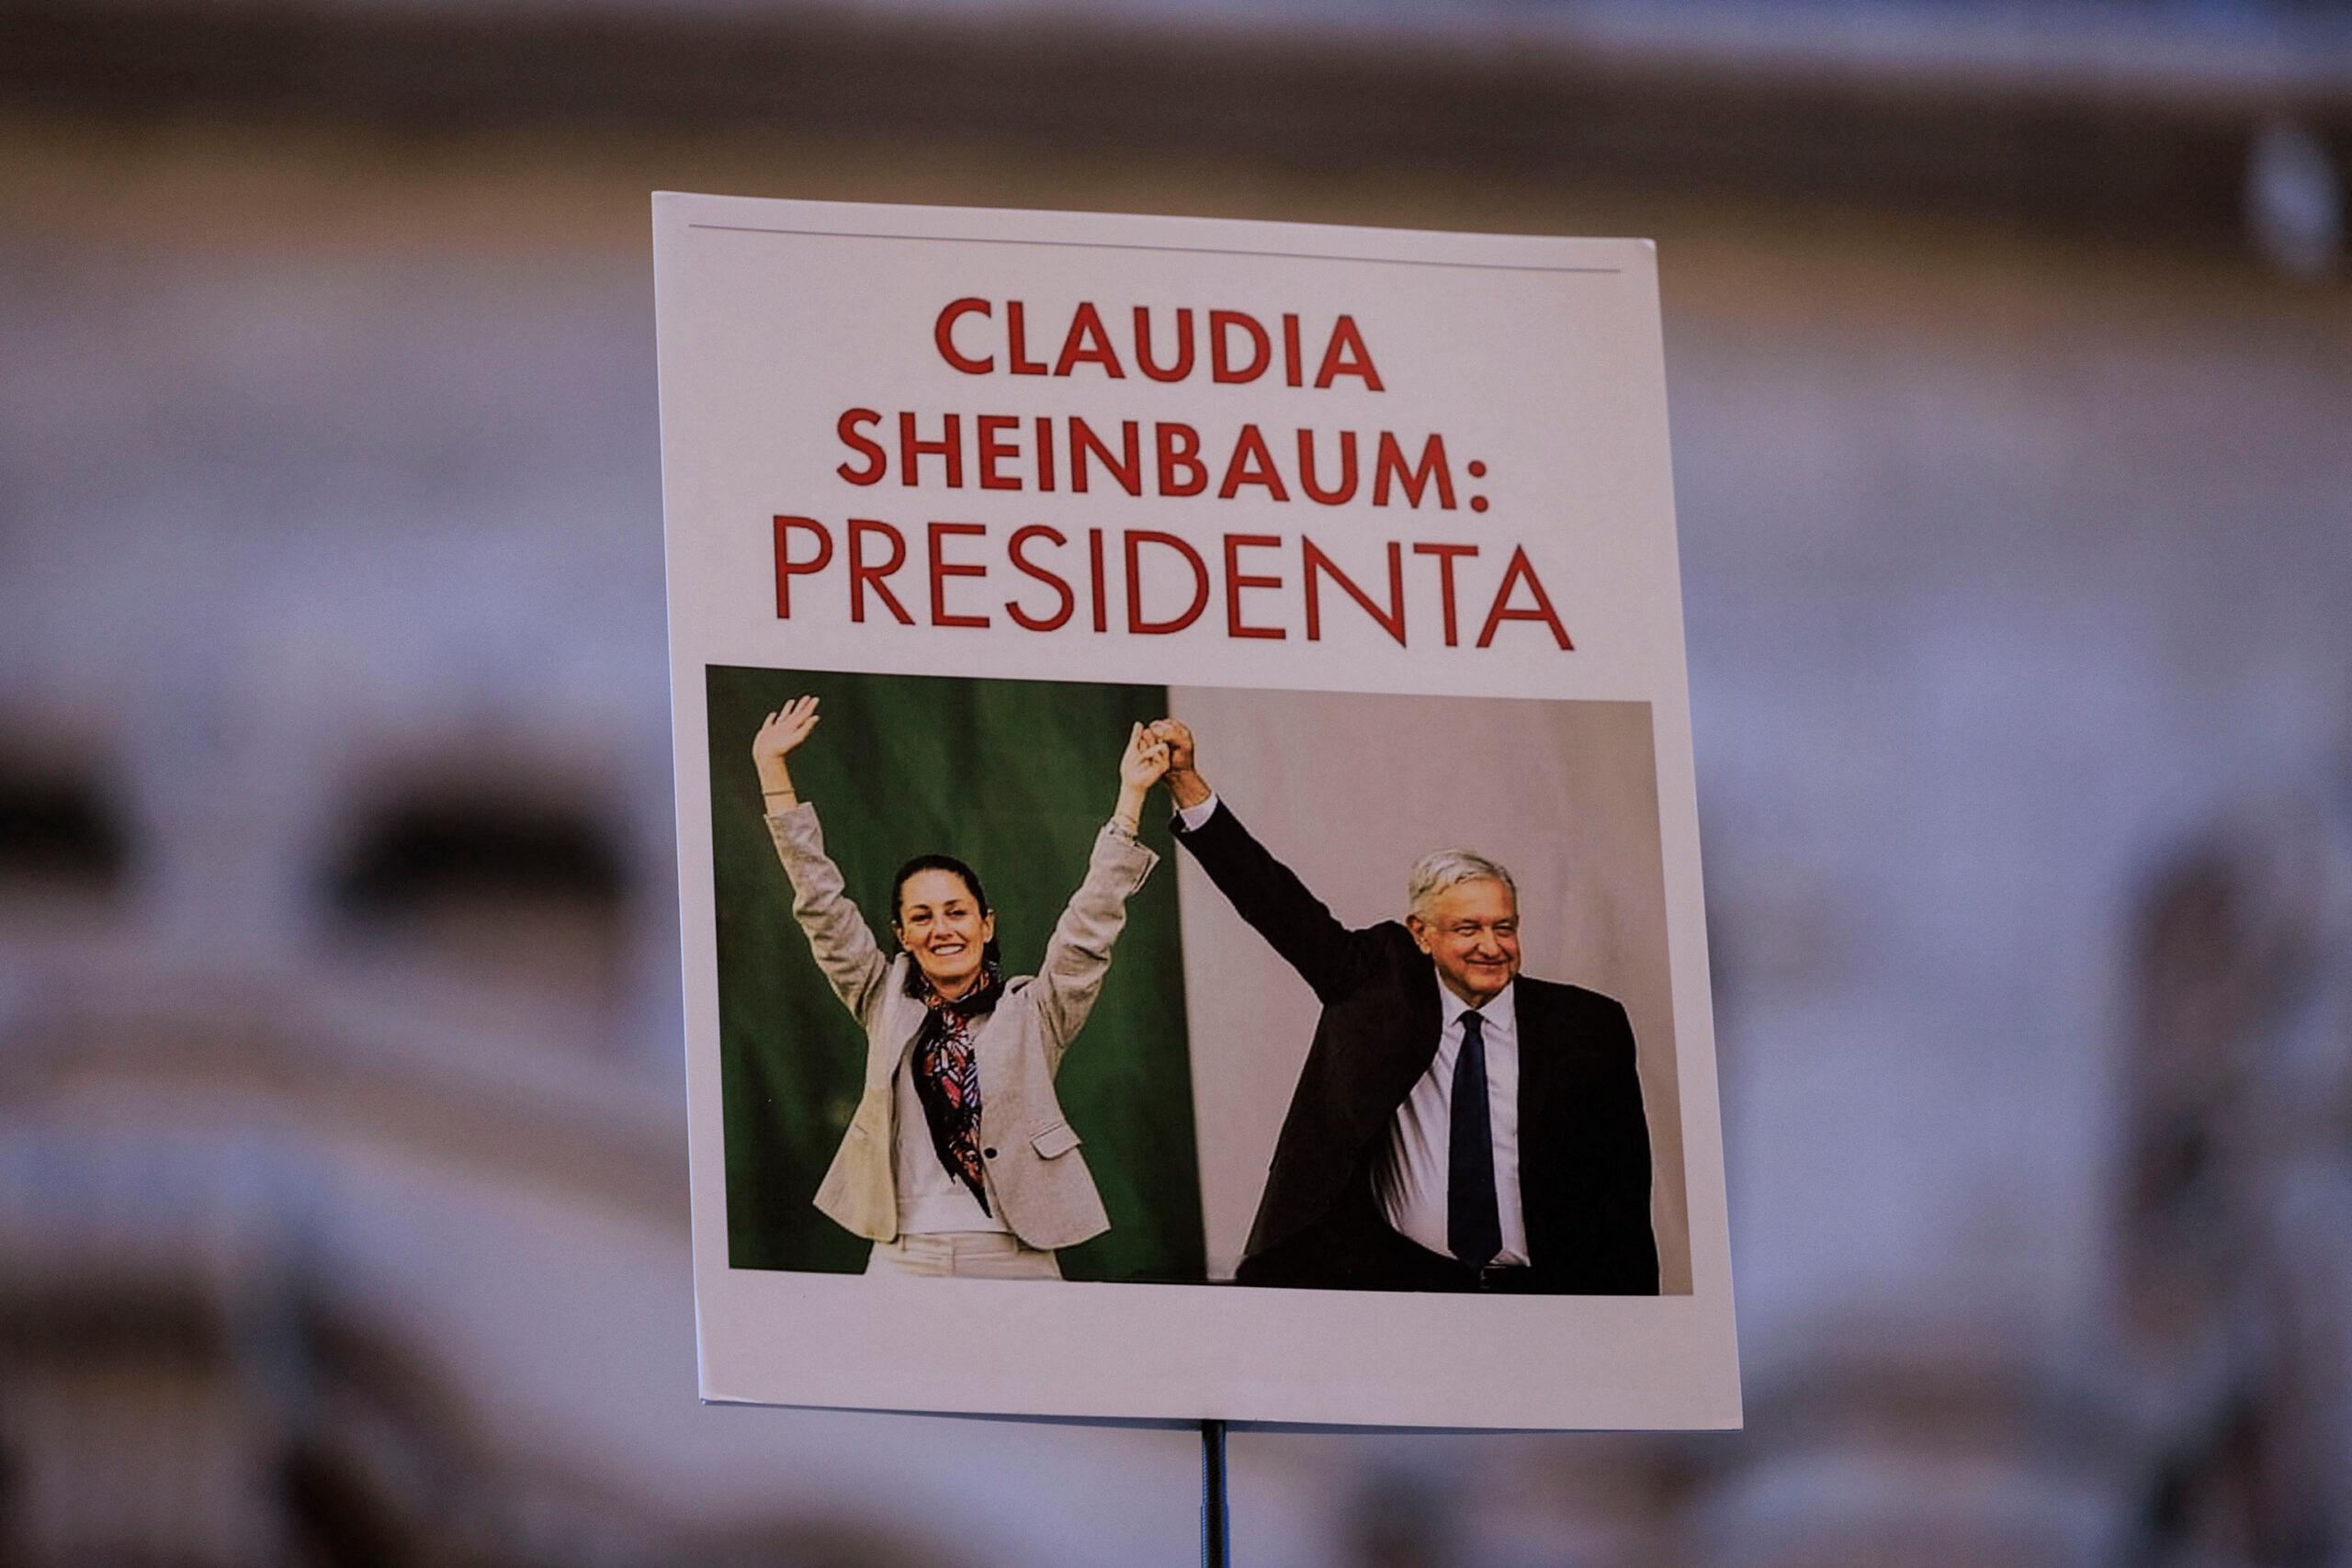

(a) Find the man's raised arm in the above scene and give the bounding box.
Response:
[1150,719,1374,1004]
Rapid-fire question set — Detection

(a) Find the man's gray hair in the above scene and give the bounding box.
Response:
[1407,848,1517,915]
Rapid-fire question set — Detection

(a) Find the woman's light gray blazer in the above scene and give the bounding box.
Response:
[764,801,1159,1251]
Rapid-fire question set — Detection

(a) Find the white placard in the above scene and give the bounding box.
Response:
[657,194,1738,1429]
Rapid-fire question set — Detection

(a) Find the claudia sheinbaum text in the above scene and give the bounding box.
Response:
[766,298,1575,652]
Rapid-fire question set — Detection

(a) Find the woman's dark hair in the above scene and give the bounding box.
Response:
[890,853,1005,985]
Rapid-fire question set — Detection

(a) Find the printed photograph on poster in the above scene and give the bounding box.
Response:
[708,666,1690,1298]
[656,193,1740,1430]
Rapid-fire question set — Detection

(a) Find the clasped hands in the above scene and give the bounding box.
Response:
[1118,719,1213,835]
[1144,719,1212,811]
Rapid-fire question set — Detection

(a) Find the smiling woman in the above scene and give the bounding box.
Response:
[745,689,1175,1280]
[890,852,1000,999]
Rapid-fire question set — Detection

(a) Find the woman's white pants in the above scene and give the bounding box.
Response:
[865,1231,1063,1280]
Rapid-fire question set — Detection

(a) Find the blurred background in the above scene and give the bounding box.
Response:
[1,0,2346,1562]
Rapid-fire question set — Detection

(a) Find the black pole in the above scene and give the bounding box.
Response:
[1200,1418,1231,1567]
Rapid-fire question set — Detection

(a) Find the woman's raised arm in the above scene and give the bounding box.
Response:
[1029,725,1168,1067]
[754,696,890,1027]
[1112,721,1169,837]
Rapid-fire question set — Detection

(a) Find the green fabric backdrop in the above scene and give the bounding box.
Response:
[707,664,1205,1283]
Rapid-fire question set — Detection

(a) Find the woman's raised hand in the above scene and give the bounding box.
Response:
[752,695,820,803]
[754,695,821,762]
[1112,722,1169,835]
[1120,722,1171,790]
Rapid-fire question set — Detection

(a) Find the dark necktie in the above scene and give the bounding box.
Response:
[1447,1010,1502,1268]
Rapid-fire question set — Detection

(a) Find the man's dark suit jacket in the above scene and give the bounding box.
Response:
[1176,798,1660,1294]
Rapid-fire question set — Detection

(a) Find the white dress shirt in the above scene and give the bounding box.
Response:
[1376,980,1529,1266]
[1175,791,1529,1266]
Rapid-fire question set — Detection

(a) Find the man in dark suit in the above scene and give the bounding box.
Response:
[1152,719,1658,1294]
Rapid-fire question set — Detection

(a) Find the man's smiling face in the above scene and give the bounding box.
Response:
[1408,876,1521,1007]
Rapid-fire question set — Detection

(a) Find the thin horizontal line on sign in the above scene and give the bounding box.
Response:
[685,223,1623,275]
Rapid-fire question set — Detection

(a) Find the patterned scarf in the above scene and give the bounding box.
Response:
[910,963,1003,1214]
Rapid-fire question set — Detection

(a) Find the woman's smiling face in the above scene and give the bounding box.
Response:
[894,868,996,998]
